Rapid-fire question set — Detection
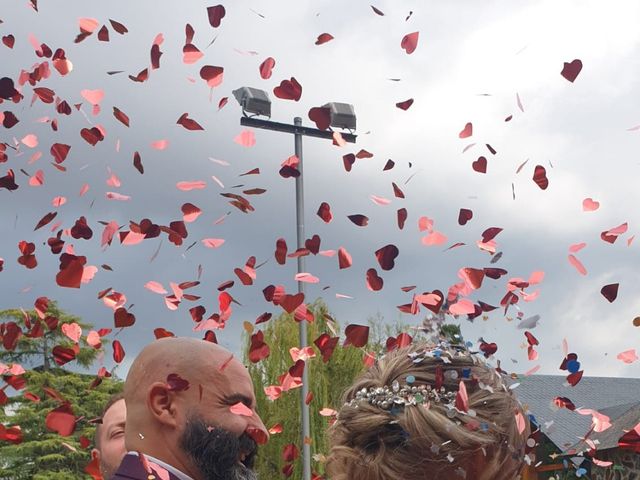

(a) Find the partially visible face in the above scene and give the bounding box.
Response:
[177,357,268,480]
[94,399,127,479]
[180,412,258,480]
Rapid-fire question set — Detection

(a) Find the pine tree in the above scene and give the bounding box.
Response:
[1,302,123,479]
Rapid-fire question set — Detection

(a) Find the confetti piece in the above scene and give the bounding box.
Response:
[396,98,414,110]
[370,195,391,205]
[375,244,399,270]
[532,165,549,190]
[177,113,204,131]
[568,254,587,275]
[338,247,352,269]
[344,324,369,347]
[600,283,619,303]
[201,238,225,249]
[112,340,125,363]
[317,202,333,223]
[458,122,472,139]
[458,208,473,225]
[472,156,487,173]
[400,32,419,54]
[365,268,383,292]
[151,139,169,150]
[581,198,599,211]
[569,242,587,253]
[234,130,256,147]
[315,33,334,45]
[616,349,638,364]
[176,181,206,191]
[561,59,583,83]
[207,5,226,28]
[21,134,38,148]
[259,57,276,79]
[144,281,168,294]
[273,77,302,101]
[295,272,319,284]
[200,65,224,87]
[229,401,253,416]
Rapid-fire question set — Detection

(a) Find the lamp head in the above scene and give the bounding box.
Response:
[233,87,271,117]
[322,102,356,130]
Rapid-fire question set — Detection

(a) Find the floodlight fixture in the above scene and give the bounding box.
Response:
[233,87,271,118]
[322,102,356,131]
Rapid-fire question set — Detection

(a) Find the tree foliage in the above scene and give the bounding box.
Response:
[243,301,393,479]
[0,369,123,480]
[1,302,123,479]
[0,301,101,371]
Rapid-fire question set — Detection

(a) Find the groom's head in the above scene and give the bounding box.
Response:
[123,338,269,480]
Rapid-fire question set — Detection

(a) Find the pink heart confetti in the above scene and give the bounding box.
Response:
[582,198,600,211]
[234,130,256,147]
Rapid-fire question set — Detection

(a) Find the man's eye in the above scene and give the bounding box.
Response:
[111,430,124,439]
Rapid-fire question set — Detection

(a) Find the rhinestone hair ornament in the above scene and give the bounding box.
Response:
[344,341,477,415]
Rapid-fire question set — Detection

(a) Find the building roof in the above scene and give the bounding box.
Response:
[511,374,640,452]
[572,402,640,452]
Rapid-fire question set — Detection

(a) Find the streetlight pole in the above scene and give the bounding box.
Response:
[239,115,355,480]
[292,117,313,480]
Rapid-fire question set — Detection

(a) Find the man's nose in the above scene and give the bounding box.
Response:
[245,413,270,445]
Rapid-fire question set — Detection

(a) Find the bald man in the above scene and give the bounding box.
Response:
[110,338,269,480]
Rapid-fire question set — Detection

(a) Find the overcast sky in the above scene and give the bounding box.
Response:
[1,0,639,387]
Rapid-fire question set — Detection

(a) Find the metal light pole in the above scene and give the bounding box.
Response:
[239,114,356,480]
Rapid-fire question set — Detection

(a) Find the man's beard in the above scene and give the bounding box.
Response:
[179,413,259,480]
[99,458,117,480]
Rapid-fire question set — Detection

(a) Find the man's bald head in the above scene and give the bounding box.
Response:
[124,337,233,405]
[122,337,268,480]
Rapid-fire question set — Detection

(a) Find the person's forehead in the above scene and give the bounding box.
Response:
[102,398,126,427]
[218,360,254,395]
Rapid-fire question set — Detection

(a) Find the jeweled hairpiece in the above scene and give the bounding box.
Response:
[347,380,457,411]
[344,340,477,414]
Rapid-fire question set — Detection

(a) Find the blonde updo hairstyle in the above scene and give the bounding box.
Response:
[327,343,529,480]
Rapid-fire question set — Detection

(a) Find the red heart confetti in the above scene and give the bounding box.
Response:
[343,324,369,348]
[207,5,226,28]
[396,98,414,110]
[338,247,352,269]
[458,208,473,225]
[177,113,204,131]
[317,202,333,223]
[112,340,125,363]
[45,403,76,436]
[375,244,399,271]
[259,57,276,79]
[561,59,583,83]
[601,283,619,303]
[315,33,334,45]
[308,106,331,130]
[273,77,302,101]
[472,156,487,173]
[200,65,224,88]
[400,32,419,54]
[365,268,384,291]
[458,122,473,138]
[533,165,549,190]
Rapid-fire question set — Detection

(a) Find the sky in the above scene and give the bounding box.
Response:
[1,0,640,388]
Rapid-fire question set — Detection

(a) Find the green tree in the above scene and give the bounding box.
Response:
[1,302,123,479]
[0,301,99,370]
[243,300,394,479]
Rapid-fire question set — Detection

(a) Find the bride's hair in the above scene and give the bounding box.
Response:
[326,343,529,480]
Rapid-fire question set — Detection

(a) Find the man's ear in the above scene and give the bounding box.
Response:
[91,447,100,461]
[147,382,180,427]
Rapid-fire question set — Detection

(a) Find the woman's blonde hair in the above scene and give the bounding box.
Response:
[327,342,529,480]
